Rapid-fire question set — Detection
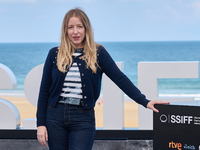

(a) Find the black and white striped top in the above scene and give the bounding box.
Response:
[59,49,83,105]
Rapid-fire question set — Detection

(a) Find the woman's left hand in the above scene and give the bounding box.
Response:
[147,100,170,113]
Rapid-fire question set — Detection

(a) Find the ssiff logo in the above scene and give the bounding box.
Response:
[169,141,182,150]
[160,114,193,124]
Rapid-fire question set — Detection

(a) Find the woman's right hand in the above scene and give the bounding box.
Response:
[37,126,48,147]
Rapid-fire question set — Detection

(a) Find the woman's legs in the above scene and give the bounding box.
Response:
[46,104,95,150]
[68,105,95,150]
[46,104,69,150]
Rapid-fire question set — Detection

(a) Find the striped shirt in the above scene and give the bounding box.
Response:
[59,49,83,105]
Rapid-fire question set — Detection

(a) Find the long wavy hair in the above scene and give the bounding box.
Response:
[57,8,98,73]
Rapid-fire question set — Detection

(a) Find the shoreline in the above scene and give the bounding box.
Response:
[1,92,200,99]
[0,96,138,128]
[1,92,200,128]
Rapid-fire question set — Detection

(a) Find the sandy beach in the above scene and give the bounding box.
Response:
[0,96,138,128]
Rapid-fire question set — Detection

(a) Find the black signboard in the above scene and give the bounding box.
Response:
[154,104,200,150]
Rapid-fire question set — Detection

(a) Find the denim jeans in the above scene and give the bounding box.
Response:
[46,103,95,150]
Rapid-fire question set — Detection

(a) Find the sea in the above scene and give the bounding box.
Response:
[1,41,200,98]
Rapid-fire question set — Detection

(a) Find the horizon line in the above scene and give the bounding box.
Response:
[0,40,200,44]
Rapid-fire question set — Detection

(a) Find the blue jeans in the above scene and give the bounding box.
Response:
[46,103,95,150]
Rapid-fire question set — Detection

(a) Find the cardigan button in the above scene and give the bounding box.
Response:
[81,73,84,76]
[79,63,81,66]
[84,96,87,99]
[85,104,88,107]
[83,84,86,87]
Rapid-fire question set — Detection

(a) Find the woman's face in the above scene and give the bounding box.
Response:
[67,16,86,49]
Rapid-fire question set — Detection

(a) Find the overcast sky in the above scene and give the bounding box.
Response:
[0,0,200,43]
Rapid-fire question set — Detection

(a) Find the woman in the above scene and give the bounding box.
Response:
[37,8,169,150]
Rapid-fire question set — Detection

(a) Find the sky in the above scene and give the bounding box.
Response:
[0,0,200,43]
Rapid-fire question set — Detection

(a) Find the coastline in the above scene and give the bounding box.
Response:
[1,92,200,128]
[0,95,138,128]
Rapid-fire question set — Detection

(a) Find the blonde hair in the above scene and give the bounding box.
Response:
[57,8,98,73]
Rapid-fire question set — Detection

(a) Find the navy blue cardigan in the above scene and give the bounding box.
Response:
[37,45,150,126]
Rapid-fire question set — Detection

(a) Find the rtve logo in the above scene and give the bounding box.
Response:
[169,141,182,150]
[160,114,193,124]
